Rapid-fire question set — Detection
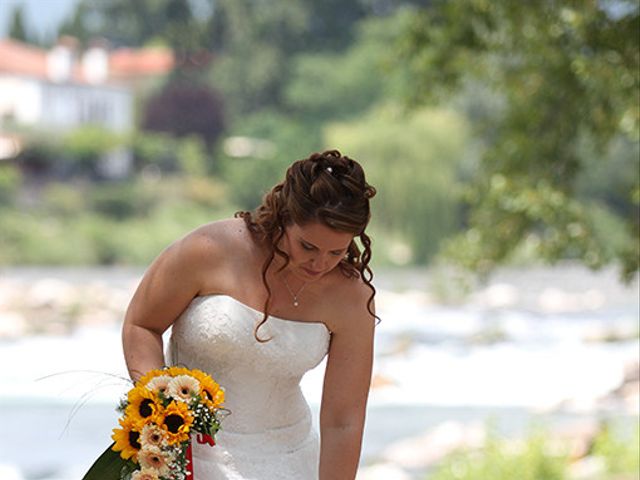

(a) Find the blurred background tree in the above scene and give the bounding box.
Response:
[142,80,226,154]
[400,0,639,280]
[8,4,29,43]
[1,0,637,279]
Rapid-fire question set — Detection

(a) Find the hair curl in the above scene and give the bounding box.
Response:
[235,149,378,341]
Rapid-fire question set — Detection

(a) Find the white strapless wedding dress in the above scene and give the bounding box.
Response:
[167,294,331,479]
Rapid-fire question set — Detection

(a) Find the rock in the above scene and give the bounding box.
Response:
[475,283,519,309]
[370,373,396,390]
[0,312,28,339]
[382,421,485,470]
[27,278,77,309]
[356,463,412,480]
[598,359,640,414]
[568,456,606,479]
[538,287,606,314]
[547,419,600,460]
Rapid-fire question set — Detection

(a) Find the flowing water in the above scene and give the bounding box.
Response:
[0,265,637,479]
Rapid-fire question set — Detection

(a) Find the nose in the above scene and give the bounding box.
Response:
[309,254,329,271]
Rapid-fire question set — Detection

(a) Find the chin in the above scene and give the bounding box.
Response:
[299,266,325,279]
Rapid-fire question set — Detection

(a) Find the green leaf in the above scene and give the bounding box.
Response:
[82,443,126,480]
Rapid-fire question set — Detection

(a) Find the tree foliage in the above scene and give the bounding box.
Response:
[326,104,471,264]
[142,80,226,151]
[8,5,29,43]
[401,0,640,279]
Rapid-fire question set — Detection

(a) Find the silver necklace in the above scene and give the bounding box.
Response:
[282,274,307,307]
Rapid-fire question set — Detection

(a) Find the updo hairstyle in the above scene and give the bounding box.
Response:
[235,149,378,341]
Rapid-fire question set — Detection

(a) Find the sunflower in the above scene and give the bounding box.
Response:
[136,368,168,388]
[112,416,142,461]
[138,445,173,477]
[167,374,200,402]
[126,385,161,427]
[165,365,191,377]
[159,400,194,444]
[130,468,160,480]
[190,369,225,408]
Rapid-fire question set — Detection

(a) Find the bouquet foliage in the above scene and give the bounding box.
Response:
[83,366,225,480]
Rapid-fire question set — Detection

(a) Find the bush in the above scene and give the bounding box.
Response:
[0,174,235,265]
[592,421,640,476]
[430,430,567,480]
[0,163,21,206]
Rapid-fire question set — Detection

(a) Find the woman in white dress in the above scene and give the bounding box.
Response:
[122,149,377,479]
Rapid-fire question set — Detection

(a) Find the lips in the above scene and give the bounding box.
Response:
[302,267,323,276]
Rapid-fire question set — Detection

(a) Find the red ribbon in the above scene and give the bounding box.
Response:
[186,433,216,478]
[186,441,194,478]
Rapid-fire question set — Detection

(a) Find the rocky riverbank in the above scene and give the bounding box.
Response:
[0,264,638,480]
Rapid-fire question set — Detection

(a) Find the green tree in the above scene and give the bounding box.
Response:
[58,0,210,61]
[326,104,471,264]
[142,79,226,152]
[401,0,640,280]
[207,0,420,118]
[8,5,29,43]
[284,10,412,121]
[206,0,310,116]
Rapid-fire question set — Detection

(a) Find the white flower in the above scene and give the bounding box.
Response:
[145,375,172,396]
[140,423,168,448]
[167,374,200,402]
[138,445,172,477]
[131,467,160,480]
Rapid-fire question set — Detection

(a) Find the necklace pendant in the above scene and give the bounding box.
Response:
[293,300,299,307]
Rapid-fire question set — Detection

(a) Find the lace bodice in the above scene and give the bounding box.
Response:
[167,294,331,479]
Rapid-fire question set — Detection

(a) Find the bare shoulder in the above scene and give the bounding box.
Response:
[124,217,251,332]
[323,270,376,334]
[177,217,246,258]
[152,217,249,291]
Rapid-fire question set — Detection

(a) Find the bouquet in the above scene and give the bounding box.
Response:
[83,366,225,480]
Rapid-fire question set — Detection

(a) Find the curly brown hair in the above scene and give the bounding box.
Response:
[235,149,378,341]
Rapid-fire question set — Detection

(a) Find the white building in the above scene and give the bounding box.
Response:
[0,37,173,166]
[0,37,134,133]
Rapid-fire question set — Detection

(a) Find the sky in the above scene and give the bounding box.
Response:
[0,0,79,41]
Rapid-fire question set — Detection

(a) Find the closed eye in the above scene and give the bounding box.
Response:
[301,241,344,256]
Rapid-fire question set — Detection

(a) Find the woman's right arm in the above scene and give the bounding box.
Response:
[122,229,218,382]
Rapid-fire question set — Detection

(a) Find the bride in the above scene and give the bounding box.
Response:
[122,149,378,479]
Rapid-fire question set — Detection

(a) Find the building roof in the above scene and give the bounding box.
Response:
[0,37,174,84]
[109,47,174,79]
[0,38,48,78]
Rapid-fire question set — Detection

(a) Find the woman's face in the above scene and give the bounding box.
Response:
[282,221,354,281]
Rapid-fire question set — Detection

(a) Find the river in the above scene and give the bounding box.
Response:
[0,264,638,479]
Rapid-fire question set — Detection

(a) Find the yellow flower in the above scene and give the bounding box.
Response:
[138,445,173,477]
[126,385,161,427]
[165,365,191,377]
[111,416,141,461]
[131,468,160,480]
[190,369,225,408]
[136,368,168,388]
[167,374,200,402]
[159,400,193,444]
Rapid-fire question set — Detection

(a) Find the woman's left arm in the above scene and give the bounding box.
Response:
[319,285,375,480]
